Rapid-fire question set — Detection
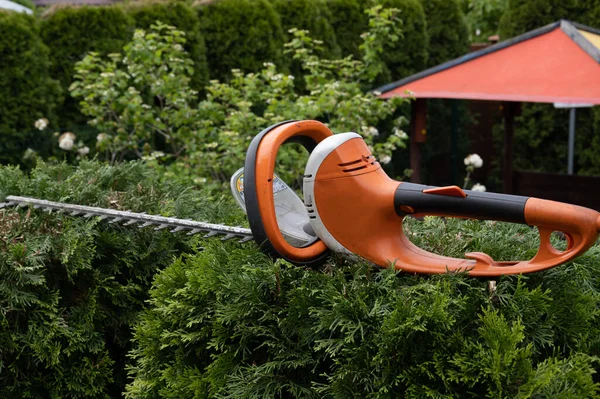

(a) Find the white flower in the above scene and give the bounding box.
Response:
[58,132,76,151]
[393,128,408,139]
[96,133,108,142]
[471,183,486,192]
[34,118,48,131]
[475,29,481,36]
[464,153,483,168]
[380,155,391,164]
[78,146,90,156]
[373,90,382,96]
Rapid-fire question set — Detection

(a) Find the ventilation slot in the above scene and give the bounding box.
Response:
[342,165,368,173]
[338,159,362,167]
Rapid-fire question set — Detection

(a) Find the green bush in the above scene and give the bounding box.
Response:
[196,0,286,82]
[270,0,341,58]
[126,218,600,398]
[420,0,469,67]
[326,0,368,58]
[498,0,595,39]
[124,1,209,91]
[40,5,134,129]
[0,160,245,397]
[0,11,60,166]
[370,0,429,84]
[70,8,409,188]
[460,0,508,40]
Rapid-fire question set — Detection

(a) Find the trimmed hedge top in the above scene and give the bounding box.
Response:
[197,0,286,82]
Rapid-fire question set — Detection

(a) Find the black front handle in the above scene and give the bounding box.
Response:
[394,183,529,224]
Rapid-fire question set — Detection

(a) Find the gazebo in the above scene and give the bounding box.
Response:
[375,20,600,204]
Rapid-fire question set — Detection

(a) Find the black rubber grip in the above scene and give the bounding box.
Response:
[394,183,528,223]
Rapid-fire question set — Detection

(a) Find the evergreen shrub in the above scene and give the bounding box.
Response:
[0,160,245,397]
[420,0,469,67]
[124,1,209,91]
[127,218,600,398]
[0,11,60,166]
[270,0,341,58]
[370,0,428,84]
[40,5,134,129]
[195,0,286,82]
[325,0,368,58]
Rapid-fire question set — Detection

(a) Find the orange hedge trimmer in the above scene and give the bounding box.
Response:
[4,120,599,276]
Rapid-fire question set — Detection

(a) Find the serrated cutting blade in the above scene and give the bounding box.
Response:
[1,195,253,241]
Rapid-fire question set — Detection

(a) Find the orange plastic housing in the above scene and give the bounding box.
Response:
[309,135,600,276]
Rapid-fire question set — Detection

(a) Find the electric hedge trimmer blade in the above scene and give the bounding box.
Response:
[2,195,254,242]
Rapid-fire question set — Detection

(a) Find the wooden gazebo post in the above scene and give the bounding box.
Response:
[410,98,427,183]
[502,102,518,194]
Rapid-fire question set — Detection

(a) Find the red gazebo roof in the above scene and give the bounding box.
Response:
[377,20,600,105]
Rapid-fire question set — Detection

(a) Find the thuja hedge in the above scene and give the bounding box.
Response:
[40,6,134,129]
[124,1,209,91]
[326,0,368,58]
[372,0,429,84]
[127,218,600,398]
[196,0,286,82]
[0,11,60,166]
[0,160,245,397]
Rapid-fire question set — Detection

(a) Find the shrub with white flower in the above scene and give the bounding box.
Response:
[464,153,483,169]
[34,118,49,131]
[58,132,76,151]
[463,153,485,191]
[78,146,90,156]
[471,183,486,192]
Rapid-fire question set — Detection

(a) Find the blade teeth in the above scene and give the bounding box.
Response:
[139,222,154,228]
[187,228,202,236]
[238,236,253,243]
[123,219,139,226]
[155,224,169,230]
[109,217,123,224]
[220,234,235,241]
[97,215,108,221]
[203,231,218,238]
[84,213,95,218]
[170,226,187,233]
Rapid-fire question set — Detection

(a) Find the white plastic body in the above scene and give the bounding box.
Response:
[303,133,361,257]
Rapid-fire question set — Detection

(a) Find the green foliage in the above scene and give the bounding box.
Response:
[40,5,134,129]
[326,0,368,58]
[196,0,286,82]
[70,8,410,188]
[420,0,469,67]
[125,1,209,91]
[501,105,600,175]
[370,0,429,84]
[460,0,508,40]
[0,11,60,166]
[127,217,600,398]
[0,159,245,397]
[70,22,199,164]
[270,0,341,58]
[498,0,594,39]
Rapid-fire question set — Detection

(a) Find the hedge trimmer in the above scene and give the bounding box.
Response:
[2,120,599,276]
